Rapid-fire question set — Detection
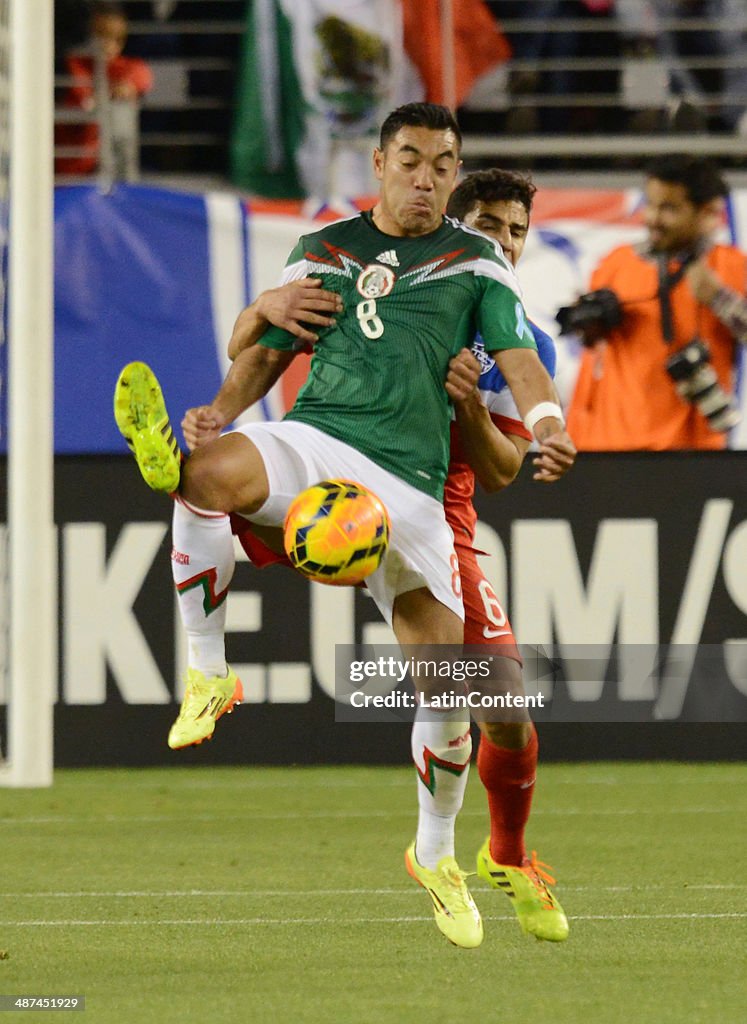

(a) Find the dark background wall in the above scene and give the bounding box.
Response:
[2,452,746,765]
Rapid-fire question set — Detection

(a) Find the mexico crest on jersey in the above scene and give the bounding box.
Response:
[356,264,396,299]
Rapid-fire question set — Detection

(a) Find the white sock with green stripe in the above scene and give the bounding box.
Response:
[411,704,472,870]
[172,498,234,678]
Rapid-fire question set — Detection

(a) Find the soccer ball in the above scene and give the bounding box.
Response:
[283,479,390,586]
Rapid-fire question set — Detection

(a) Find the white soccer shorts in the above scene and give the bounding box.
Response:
[231,420,464,625]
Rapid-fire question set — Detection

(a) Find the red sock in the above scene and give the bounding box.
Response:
[477,725,538,866]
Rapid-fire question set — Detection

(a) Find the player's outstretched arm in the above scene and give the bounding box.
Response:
[227,279,343,360]
[492,347,559,430]
[184,280,340,451]
[181,344,294,451]
[492,347,576,481]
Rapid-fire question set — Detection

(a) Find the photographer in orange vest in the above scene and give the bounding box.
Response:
[562,155,747,450]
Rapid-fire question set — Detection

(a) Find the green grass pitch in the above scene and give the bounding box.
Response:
[0,762,744,1024]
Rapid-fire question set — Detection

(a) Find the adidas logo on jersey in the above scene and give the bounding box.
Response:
[376,249,400,267]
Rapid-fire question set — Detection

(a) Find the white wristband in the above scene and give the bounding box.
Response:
[523,401,565,435]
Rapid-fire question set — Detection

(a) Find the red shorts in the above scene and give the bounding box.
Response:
[457,543,522,665]
[232,520,520,663]
[230,514,289,569]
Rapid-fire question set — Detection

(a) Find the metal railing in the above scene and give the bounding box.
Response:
[466,0,747,167]
[53,0,747,185]
[54,48,141,186]
[54,0,244,183]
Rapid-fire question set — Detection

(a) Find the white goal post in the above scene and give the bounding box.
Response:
[0,0,55,787]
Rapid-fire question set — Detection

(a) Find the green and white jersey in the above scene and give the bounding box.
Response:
[260,211,536,500]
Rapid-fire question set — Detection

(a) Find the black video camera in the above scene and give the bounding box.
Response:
[555,288,624,345]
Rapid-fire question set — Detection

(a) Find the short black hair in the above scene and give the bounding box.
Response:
[379,103,462,151]
[446,168,537,221]
[645,154,728,206]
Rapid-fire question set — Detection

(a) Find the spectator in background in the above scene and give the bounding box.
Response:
[56,1,153,175]
[618,0,747,133]
[563,155,747,450]
[662,0,747,133]
[493,0,622,135]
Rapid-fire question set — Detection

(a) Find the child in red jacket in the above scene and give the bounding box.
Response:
[56,1,153,175]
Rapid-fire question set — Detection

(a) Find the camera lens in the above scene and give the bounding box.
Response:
[666,346,741,432]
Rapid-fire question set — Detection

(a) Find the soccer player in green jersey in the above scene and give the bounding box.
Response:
[115,103,572,949]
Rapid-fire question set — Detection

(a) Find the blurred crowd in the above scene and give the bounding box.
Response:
[480,0,747,138]
[54,0,244,178]
[53,0,747,180]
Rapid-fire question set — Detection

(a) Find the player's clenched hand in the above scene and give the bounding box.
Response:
[181,405,225,451]
[532,431,576,482]
[257,278,343,346]
[446,348,481,402]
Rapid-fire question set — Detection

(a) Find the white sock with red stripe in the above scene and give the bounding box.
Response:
[172,498,234,678]
[411,704,472,870]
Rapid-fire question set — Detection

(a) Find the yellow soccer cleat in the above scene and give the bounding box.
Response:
[405,841,483,948]
[477,838,569,942]
[114,361,182,493]
[168,667,243,750]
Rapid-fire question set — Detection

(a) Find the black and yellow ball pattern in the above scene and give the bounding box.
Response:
[283,479,391,586]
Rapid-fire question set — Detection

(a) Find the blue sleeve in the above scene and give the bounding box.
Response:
[530,321,557,378]
[473,321,556,397]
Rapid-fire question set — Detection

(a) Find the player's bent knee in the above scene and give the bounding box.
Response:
[181,434,269,514]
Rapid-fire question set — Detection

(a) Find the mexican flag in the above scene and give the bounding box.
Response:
[402,0,511,106]
[230,0,510,200]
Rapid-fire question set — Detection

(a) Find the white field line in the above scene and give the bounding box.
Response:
[0,806,738,826]
[0,912,745,927]
[49,775,747,791]
[0,884,744,898]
